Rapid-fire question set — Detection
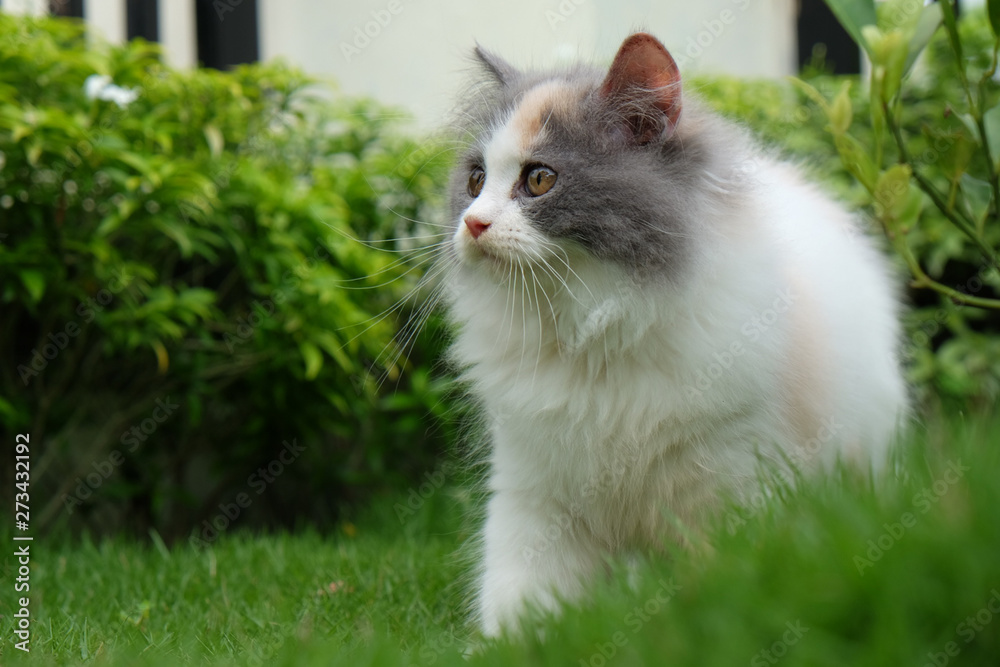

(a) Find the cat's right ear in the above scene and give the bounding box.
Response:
[473,44,517,87]
[599,33,682,145]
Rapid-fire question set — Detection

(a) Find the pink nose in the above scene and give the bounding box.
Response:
[464,216,490,239]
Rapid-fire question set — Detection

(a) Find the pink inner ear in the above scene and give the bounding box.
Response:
[600,33,682,133]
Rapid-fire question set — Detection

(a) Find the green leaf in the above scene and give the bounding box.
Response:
[824,0,878,54]
[874,164,914,223]
[118,197,139,220]
[0,395,18,424]
[989,0,1000,38]
[983,104,1000,169]
[26,141,42,166]
[943,134,975,180]
[116,151,153,176]
[904,3,942,74]
[957,113,980,144]
[96,213,126,237]
[960,173,992,233]
[828,81,853,135]
[882,30,909,101]
[861,25,884,60]
[299,340,323,380]
[938,0,962,65]
[11,124,31,142]
[788,77,829,114]
[834,134,878,192]
[19,269,45,303]
[897,186,924,233]
[876,0,922,34]
[312,330,355,374]
[154,219,194,258]
[203,124,224,158]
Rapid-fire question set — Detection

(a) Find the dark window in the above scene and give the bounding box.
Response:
[49,0,84,17]
[127,0,159,42]
[195,0,259,70]
[796,0,860,74]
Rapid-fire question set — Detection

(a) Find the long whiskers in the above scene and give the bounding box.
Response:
[323,240,448,293]
[366,256,458,391]
[318,215,451,253]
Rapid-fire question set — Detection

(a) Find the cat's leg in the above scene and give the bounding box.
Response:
[476,489,603,637]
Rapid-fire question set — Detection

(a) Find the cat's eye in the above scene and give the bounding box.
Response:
[526,166,557,196]
[468,167,485,198]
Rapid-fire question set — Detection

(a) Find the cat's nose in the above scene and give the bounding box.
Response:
[464,216,491,239]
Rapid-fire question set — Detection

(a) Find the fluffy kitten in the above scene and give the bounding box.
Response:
[441,33,907,637]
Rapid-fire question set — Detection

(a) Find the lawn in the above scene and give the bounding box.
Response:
[3,411,1000,666]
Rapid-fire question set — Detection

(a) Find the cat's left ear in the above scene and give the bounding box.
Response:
[599,33,682,144]
[474,43,517,88]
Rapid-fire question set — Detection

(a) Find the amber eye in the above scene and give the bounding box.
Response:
[468,167,485,198]
[525,166,557,196]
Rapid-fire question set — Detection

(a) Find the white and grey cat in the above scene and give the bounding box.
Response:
[440,33,907,636]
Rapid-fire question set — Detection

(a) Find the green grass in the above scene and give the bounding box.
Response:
[3,413,1000,666]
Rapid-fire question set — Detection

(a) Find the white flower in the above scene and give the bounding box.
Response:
[84,74,139,108]
[84,74,111,99]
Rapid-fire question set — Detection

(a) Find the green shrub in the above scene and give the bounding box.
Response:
[695,5,1000,409]
[798,1,1000,406]
[0,13,455,540]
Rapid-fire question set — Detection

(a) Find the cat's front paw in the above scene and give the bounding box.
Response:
[476,491,602,637]
[477,582,559,638]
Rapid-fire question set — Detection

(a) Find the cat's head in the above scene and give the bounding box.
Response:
[447,33,730,288]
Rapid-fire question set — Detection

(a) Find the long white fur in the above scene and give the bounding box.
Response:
[446,86,908,637]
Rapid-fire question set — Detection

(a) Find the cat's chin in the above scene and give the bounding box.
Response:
[466,255,520,285]
[458,242,518,274]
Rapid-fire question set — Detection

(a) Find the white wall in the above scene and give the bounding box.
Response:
[259,0,798,130]
[1,0,47,15]
[1,0,799,129]
[160,1,196,68]
[84,0,124,43]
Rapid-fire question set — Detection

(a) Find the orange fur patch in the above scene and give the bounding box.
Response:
[782,272,831,464]
[508,81,579,152]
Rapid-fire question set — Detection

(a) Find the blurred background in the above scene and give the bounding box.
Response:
[7,0,873,127]
[1,0,997,544]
